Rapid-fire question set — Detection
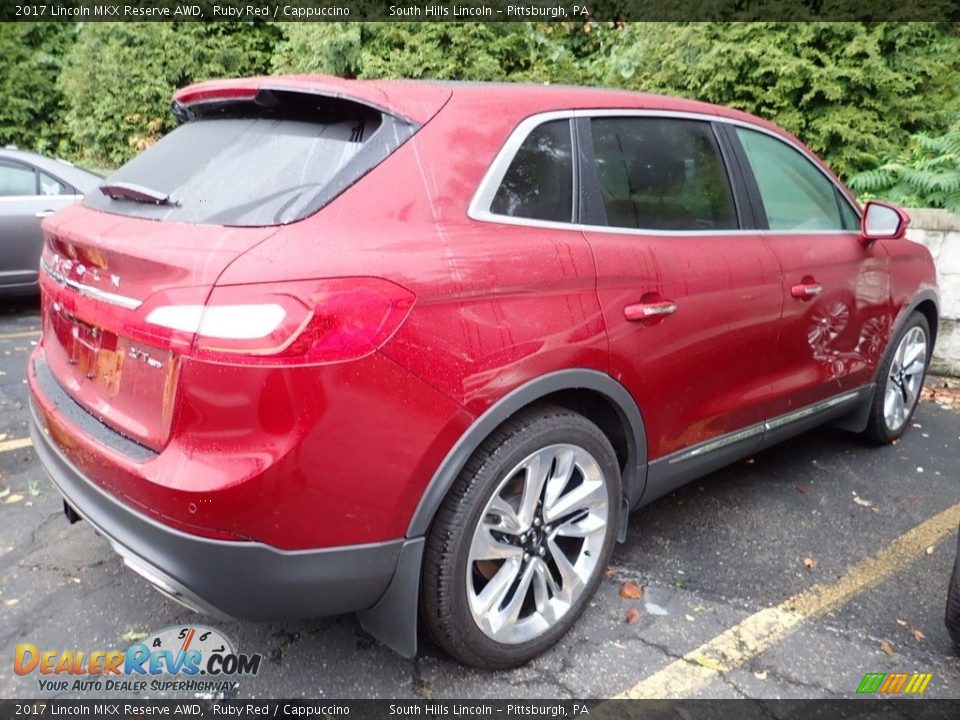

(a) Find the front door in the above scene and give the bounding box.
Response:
[732,126,890,413]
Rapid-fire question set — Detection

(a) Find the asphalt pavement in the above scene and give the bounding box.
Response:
[1,295,958,700]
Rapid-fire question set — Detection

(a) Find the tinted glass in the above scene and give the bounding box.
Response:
[838,189,861,231]
[736,128,844,231]
[589,118,737,231]
[0,163,36,196]
[83,102,406,226]
[39,172,68,196]
[490,120,574,222]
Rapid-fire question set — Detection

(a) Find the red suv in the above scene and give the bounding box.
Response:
[29,76,938,668]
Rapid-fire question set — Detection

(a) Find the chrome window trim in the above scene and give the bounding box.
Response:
[467,108,861,237]
[40,257,142,310]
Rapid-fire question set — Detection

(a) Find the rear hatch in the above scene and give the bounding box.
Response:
[38,78,450,453]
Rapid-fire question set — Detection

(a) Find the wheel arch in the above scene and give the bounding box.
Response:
[358,369,648,659]
[406,368,648,539]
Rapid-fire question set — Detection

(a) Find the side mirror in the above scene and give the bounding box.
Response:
[860,201,910,246]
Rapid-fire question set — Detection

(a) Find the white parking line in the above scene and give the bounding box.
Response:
[0,330,40,341]
[0,437,33,454]
[616,501,960,698]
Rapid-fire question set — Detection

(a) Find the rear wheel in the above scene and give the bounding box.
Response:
[862,312,930,444]
[421,406,620,668]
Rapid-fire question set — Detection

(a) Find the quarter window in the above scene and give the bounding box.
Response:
[736,128,847,231]
[0,163,36,197]
[490,120,574,223]
[589,117,737,231]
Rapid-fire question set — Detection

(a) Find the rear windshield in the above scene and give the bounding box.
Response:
[84,96,415,227]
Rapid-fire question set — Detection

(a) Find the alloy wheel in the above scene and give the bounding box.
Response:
[883,326,927,432]
[465,443,609,644]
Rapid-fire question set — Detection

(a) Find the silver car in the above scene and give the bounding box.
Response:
[0,148,101,294]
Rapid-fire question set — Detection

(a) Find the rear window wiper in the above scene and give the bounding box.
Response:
[99,181,179,206]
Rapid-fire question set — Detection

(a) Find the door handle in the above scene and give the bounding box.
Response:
[624,300,678,321]
[35,210,55,219]
[790,281,822,301]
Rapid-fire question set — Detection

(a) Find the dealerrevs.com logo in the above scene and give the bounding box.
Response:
[14,625,261,694]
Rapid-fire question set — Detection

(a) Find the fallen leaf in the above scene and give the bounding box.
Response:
[880,639,895,655]
[912,629,926,641]
[4,494,23,505]
[4,598,19,607]
[618,581,645,599]
[120,630,148,644]
[803,557,817,569]
[896,618,909,627]
[625,608,641,624]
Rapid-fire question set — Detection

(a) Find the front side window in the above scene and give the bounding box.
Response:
[589,117,737,231]
[490,119,574,223]
[736,128,848,231]
[0,163,36,197]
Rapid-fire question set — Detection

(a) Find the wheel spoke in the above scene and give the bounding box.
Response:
[495,560,537,633]
[470,526,522,561]
[517,453,549,529]
[884,385,899,422]
[544,478,606,524]
[547,537,584,602]
[543,447,575,512]
[473,557,522,616]
[487,494,523,534]
[555,511,606,539]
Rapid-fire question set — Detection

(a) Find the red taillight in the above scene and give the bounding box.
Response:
[143,278,414,365]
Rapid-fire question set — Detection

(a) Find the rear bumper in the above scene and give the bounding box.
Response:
[30,401,404,621]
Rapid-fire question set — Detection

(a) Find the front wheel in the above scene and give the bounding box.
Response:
[862,312,931,444]
[421,406,621,668]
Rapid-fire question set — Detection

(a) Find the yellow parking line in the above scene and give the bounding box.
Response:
[0,437,33,454]
[0,330,40,341]
[617,502,960,699]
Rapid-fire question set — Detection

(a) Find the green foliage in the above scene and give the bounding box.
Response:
[58,22,281,166]
[6,19,960,202]
[270,22,593,84]
[601,22,960,179]
[848,124,960,212]
[0,24,76,155]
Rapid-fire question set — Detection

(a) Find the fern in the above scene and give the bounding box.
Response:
[847,122,960,211]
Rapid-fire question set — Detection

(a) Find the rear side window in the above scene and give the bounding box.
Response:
[490,119,574,223]
[589,117,737,231]
[84,94,416,227]
[736,128,846,231]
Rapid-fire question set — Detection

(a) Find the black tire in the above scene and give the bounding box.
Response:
[861,311,931,444]
[946,527,960,651]
[420,405,621,669]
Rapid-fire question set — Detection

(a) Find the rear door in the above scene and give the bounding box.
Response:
[0,161,79,288]
[731,126,889,413]
[579,114,784,475]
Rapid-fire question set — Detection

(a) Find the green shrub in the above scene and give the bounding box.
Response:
[848,124,960,212]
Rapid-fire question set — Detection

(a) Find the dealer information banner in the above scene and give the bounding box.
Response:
[2,700,960,719]
[2,0,959,21]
